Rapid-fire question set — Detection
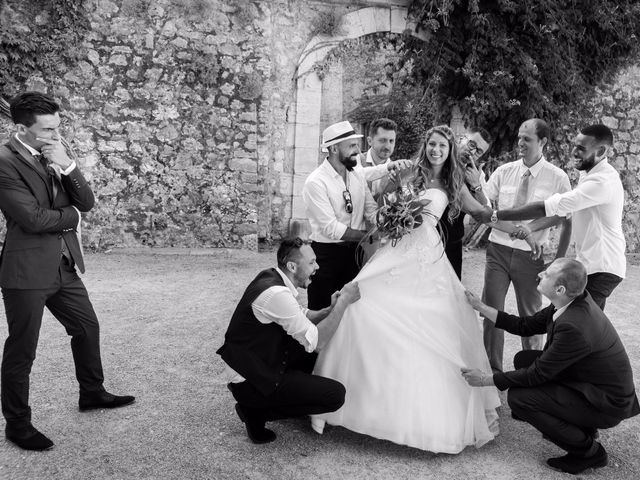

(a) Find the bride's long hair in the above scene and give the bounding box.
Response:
[412,125,464,222]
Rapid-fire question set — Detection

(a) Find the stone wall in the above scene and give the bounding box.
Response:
[0,0,638,252]
[552,62,640,253]
[0,0,360,250]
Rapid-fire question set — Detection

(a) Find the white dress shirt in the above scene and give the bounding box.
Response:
[485,156,570,250]
[303,159,378,243]
[552,300,572,322]
[361,150,391,197]
[545,159,626,278]
[224,268,319,383]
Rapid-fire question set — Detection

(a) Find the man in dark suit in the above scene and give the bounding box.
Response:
[462,258,639,474]
[217,238,360,444]
[0,92,134,451]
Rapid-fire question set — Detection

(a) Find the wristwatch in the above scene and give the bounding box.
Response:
[471,184,482,193]
[490,210,498,223]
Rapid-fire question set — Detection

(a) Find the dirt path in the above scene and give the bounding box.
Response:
[0,249,638,480]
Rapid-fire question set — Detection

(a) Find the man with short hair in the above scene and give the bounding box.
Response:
[359,118,411,200]
[0,92,134,451]
[481,118,572,373]
[302,121,379,310]
[217,238,360,444]
[357,118,412,261]
[440,127,493,279]
[463,258,639,475]
[477,124,625,310]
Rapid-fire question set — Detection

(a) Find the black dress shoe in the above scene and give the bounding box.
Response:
[546,443,608,474]
[234,404,276,444]
[6,425,54,451]
[79,391,135,411]
[511,411,524,421]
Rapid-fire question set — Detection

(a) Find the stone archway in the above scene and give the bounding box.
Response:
[288,3,427,235]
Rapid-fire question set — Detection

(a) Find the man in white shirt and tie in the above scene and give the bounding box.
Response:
[479,124,625,311]
[480,118,572,373]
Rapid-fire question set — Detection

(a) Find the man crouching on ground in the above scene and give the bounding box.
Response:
[217,237,360,443]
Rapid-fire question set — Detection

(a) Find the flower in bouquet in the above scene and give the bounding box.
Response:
[375,184,430,246]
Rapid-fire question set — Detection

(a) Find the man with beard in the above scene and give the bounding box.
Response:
[440,127,493,279]
[357,118,412,262]
[358,118,411,201]
[478,118,572,374]
[302,121,377,310]
[218,238,361,444]
[477,124,625,310]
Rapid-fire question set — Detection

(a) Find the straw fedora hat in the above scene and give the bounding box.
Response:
[320,121,363,149]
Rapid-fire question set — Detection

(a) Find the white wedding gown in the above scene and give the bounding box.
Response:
[311,188,500,454]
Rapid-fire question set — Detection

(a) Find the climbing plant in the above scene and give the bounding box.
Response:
[0,0,90,95]
[402,0,640,153]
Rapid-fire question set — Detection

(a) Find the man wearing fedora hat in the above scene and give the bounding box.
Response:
[302,121,378,310]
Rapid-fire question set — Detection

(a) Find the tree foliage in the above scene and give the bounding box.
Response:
[0,0,89,95]
[314,33,437,159]
[403,0,640,153]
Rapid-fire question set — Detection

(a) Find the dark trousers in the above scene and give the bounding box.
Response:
[444,238,463,280]
[1,258,105,429]
[508,350,621,457]
[307,242,360,310]
[586,272,623,311]
[228,352,345,422]
[483,242,545,372]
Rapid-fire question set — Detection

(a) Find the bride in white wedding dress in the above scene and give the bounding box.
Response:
[311,125,508,454]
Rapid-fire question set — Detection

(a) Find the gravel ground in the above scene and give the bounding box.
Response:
[0,248,638,480]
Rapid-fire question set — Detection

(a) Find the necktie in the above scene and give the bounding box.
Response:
[36,155,75,265]
[36,154,58,195]
[513,169,531,208]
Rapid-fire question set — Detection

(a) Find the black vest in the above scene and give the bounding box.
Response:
[217,268,304,396]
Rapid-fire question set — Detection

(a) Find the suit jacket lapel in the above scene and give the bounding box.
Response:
[8,136,55,202]
[542,305,557,350]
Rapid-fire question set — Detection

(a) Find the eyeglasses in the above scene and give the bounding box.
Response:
[465,139,484,157]
[342,190,353,214]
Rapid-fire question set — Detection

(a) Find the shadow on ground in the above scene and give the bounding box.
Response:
[0,249,638,480]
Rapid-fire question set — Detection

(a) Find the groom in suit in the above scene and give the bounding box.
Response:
[0,92,134,451]
[462,258,639,474]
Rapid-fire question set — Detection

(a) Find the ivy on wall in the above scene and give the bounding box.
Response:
[313,33,436,160]
[403,0,640,154]
[0,0,90,95]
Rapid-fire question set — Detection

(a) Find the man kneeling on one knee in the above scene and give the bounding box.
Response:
[462,258,639,475]
[217,238,360,443]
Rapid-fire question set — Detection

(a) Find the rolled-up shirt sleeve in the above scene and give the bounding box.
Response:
[252,287,318,352]
[544,176,610,217]
[362,163,388,182]
[302,180,348,240]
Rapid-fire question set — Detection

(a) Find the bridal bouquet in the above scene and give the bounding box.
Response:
[375,185,429,246]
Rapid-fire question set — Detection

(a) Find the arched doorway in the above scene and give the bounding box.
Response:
[288,3,428,236]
